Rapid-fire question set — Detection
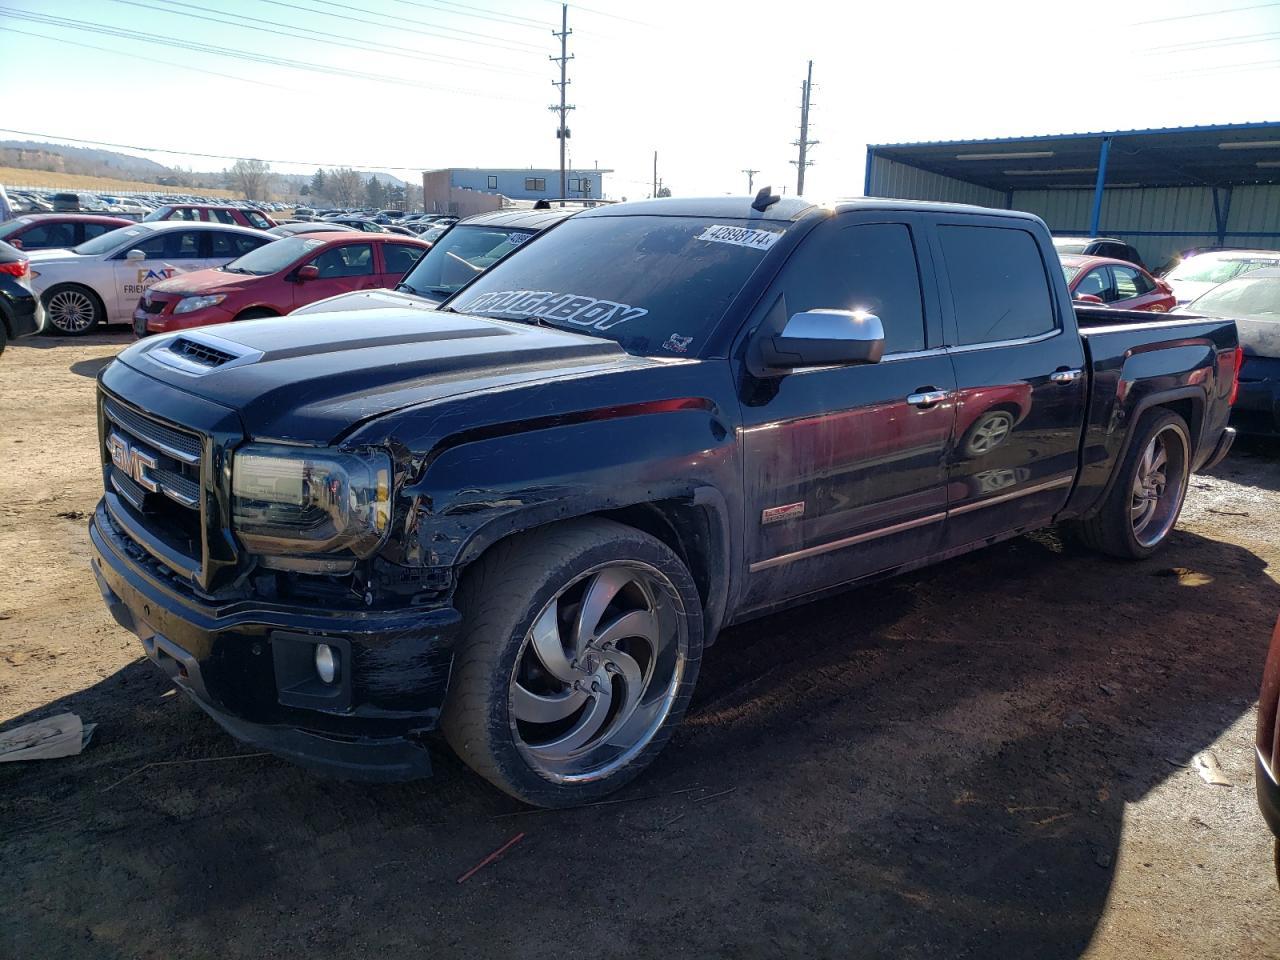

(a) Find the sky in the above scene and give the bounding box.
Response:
[0,0,1278,200]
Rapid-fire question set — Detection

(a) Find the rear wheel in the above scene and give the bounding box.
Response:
[43,285,103,336]
[1072,409,1191,559]
[441,519,703,807]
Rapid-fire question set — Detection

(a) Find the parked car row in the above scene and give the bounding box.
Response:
[5,187,290,219]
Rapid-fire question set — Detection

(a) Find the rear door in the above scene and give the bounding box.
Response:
[738,213,957,610]
[930,217,1087,549]
[378,241,428,288]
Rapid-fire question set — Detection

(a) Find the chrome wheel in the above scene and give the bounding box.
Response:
[965,410,1014,456]
[1130,424,1189,547]
[509,560,686,782]
[46,289,97,333]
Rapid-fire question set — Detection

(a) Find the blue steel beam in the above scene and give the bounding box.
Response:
[1088,137,1112,237]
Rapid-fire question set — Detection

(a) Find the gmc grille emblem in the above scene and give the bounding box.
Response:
[107,431,159,493]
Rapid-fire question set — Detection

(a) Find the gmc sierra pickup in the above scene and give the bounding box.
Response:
[90,195,1241,807]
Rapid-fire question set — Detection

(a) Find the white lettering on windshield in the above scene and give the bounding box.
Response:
[460,290,650,330]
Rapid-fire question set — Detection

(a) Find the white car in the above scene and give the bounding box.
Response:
[28,221,272,335]
[1162,249,1280,306]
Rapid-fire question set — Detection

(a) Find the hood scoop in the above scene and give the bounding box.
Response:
[145,331,263,377]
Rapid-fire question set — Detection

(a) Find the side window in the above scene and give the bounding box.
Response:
[310,243,374,278]
[82,223,113,241]
[1075,267,1109,300]
[1112,265,1151,297]
[209,231,241,256]
[132,233,170,258]
[524,177,546,191]
[233,234,267,255]
[212,209,237,225]
[168,231,204,259]
[383,243,426,275]
[20,223,76,248]
[247,212,271,229]
[938,225,1057,345]
[775,221,926,355]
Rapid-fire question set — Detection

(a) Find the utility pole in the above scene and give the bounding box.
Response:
[652,150,658,197]
[549,3,574,200]
[791,60,818,196]
[742,168,760,193]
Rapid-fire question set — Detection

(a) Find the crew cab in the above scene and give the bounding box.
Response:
[89,196,1240,807]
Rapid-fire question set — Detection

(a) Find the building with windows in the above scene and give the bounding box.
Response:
[864,122,1280,268]
[425,167,609,205]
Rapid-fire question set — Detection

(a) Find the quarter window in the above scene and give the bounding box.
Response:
[938,225,1057,345]
[774,221,926,355]
[1111,265,1150,299]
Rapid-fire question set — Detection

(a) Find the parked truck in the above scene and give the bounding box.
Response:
[90,195,1240,806]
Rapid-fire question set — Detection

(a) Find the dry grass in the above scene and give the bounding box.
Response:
[0,166,238,198]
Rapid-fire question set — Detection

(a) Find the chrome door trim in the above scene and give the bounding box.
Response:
[947,474,1075,516]
[749,511,946,573]
[946,327,1063,355]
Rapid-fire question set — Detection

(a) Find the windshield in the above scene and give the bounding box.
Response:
[72,225,150,256]
[1187,275,1280,321]
[224,236,324,275]
[399,224,538,297]
[446,215,786,357]
[1167,255,1278,284]
[1053,238,1089,255]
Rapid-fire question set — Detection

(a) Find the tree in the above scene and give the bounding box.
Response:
[656,184,672,198]
[387,184,406,210]
[328,167,362,207]
[225,159,272,201]
[298,184,310,197]
[364,174,385,208]
[310,168,327,203]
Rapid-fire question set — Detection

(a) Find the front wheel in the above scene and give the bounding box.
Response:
[441,519,704,807]
[1072,409,1191,559]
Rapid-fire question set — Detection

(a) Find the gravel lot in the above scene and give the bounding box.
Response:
[2,330,1278,960]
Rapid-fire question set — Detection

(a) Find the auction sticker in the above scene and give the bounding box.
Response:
[697,223,782,252]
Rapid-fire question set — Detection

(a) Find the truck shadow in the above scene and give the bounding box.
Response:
[1,526,1275,959]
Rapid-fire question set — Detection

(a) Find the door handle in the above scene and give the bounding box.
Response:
[907,389,950,409]
[1050,368,1083,383]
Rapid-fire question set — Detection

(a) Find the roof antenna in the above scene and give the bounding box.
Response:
[751,185,780,212]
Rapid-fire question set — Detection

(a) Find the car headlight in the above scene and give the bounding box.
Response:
[173,294,227,314]
[231,446,392,559]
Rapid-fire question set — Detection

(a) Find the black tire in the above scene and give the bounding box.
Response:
[1071,409,1191,559]
[441,518,704,807]
[42,284,104,336]
[233,308,276,322]
[0,321,7,356]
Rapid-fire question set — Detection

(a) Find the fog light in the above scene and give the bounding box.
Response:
[314,643,338,684]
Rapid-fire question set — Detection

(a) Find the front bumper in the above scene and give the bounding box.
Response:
[91,501,462,781]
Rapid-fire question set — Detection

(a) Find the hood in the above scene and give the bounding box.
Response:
[116,308,654,444]
[149,267,249,297]
[26,248,81,263]
[290,287,441,316]
[1169,279,1218,305]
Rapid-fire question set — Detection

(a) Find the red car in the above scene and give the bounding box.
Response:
[143,204,276,230]
[134,232,429,335]
[0,214,133,251]
[1060,255,1175,312]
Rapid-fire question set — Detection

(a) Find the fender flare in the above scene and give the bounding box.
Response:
[1096,385,1205,506]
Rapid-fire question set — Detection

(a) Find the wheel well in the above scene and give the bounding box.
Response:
[593,500,714,614]
[1151,397,1201,451]
[44,282,104,312]
[234,306,280,321]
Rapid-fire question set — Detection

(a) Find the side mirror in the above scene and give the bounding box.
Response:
[1073,293,1104,304]
[758,310,885,371]
[125,249,146,261]
[297,264,320,282]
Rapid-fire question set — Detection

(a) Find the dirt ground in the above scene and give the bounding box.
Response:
[2,330,1278,960]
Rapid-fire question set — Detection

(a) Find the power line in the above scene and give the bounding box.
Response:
[116,0,542,77]
[390,0,553,30]
[279,0,546,52]
[0,127,441,173]
[535,0,654,27]
[0,7,539,101]
[1148,30,1280,52]
[1134,1,1278,24]
[0,27,299,92]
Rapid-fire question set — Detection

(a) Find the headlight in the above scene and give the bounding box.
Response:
[173,293,226,314]
[231,446,392,559]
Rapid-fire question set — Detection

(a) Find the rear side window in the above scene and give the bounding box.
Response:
[311,243,374,277]
[1112,265,1151,298]
[18,222,76,248]
[938,225,1057,345]
[774,221,926,354]
[212,209,237,225]
[383,243,426,275]
[169,231,204,258]
[247,212,271,229]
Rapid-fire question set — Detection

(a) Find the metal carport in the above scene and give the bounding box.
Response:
[865,122,1280,267]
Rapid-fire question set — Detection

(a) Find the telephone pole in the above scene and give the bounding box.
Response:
[791,60,818,196]
[742,168,760,193]
[549,3,574,199]
[652,150,658,197]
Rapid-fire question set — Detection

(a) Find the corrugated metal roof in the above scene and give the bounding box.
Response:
[867,120,1280,150]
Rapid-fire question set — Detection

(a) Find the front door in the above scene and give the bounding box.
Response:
[739,214,956,611]
[929,217,1088,549]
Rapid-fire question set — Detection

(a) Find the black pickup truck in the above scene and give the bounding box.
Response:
[90,196,1240,806]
